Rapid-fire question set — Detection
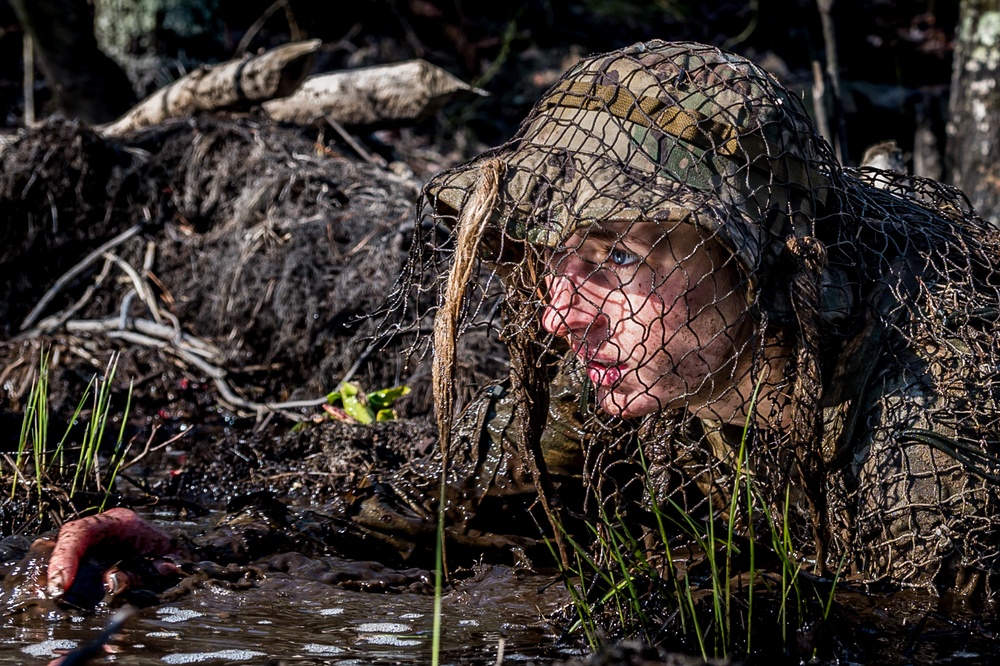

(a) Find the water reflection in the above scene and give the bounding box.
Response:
[0,563,576,664]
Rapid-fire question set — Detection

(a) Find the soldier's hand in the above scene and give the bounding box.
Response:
[46,508,180,600]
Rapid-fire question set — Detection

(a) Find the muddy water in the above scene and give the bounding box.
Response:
[2,514,997,665]
[0,563,577,664]
[3,562,999,665]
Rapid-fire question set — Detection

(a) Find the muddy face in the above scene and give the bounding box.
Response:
[541,219,752,421]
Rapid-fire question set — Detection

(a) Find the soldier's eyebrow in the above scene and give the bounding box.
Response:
[581,226,625,245]
[586,221,660,250]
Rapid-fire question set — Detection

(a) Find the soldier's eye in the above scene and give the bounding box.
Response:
[609,247,641,267]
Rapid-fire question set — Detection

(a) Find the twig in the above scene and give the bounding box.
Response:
[19,223,143,331]
[0,357,26,394]
[33,257,114,334]
[22,31,34,126]
[120,428,191,471]
[103,252,163,323]
[284,5,303,41]
[26,305,333,421]
[62,318,326,419]
[118,289,137,330]
[811,60,832,148]
[62,316,220,360]
[2,453,32,491]
[145,269,176,309]
[236,0,290,57]
[108,328,314,417]
[816,0,849,162]
[338,333,386,386]
[143,239,156,272]
[134,318,217,357]
[344,221,394,259]
[47,190,59,234]
[326,115,386,168]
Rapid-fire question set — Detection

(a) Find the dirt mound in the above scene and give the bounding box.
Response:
[154,415,438,510]
[0,116,506,533]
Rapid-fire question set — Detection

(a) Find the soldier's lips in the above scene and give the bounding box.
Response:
[587,361,626,386]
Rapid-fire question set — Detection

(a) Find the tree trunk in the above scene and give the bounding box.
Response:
[93,0,222,62]
[946,0,1000,227]
[10,0,137,123]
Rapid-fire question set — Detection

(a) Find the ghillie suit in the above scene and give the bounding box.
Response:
[406,39,1000,612]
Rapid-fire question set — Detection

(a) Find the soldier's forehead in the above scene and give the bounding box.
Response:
[572,218,702,247]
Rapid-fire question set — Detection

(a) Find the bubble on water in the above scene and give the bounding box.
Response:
[399,613,423,619]
[147,631,181,638]
[22,639,77,657]
[162,649,267,664]
[359,634,421,647]
[357,622,410,633]
[303,643,345,655]
[458,619,479,626]
[157,607,205,623]
[257,620,273,625]
[319,607,345,616]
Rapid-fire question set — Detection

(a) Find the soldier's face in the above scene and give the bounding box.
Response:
[541,220,750,419]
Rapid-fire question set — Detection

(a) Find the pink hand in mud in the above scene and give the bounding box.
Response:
[46,508,178,599]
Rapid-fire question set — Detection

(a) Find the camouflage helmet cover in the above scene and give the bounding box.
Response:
[425,40,836,281]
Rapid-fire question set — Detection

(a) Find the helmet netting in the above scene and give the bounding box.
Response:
[394,40,1000,599]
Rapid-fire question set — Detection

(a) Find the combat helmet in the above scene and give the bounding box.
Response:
[425,40,836,288]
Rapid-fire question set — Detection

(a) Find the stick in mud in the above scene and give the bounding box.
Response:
[49,606,134,666]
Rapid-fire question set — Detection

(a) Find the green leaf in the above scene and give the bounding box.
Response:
[326,382,409,425]
[367,385,411,411]
[332,381,374,424]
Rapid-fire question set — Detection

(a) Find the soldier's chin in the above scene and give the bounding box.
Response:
[596,387,661,419]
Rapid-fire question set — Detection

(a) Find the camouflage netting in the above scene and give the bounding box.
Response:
[412,40,1000,600]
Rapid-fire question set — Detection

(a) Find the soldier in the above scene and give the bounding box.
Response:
[42,40,1000,605]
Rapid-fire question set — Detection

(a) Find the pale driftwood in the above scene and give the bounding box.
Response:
[263,59,486,127]
[0,131,21,157]
[860,140,905,173]
[100,39,321,137]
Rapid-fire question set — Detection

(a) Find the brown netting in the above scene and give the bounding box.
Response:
[398,40,1000,598]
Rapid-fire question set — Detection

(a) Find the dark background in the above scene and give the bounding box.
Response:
[0,0,961,168]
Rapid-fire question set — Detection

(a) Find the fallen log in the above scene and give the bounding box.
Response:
[100,40,321,137]
[263,59,487,127]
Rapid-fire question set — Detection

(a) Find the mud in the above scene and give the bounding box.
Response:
[0,117,506,536]
[0,517,575,665]
[0,114,997,665]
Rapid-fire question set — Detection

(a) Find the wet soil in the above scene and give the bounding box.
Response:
[0,116,507,533]
[0,513,575,665]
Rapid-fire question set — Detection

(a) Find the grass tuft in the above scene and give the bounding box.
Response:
[559,375,840,659]
[7,350,136,521]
